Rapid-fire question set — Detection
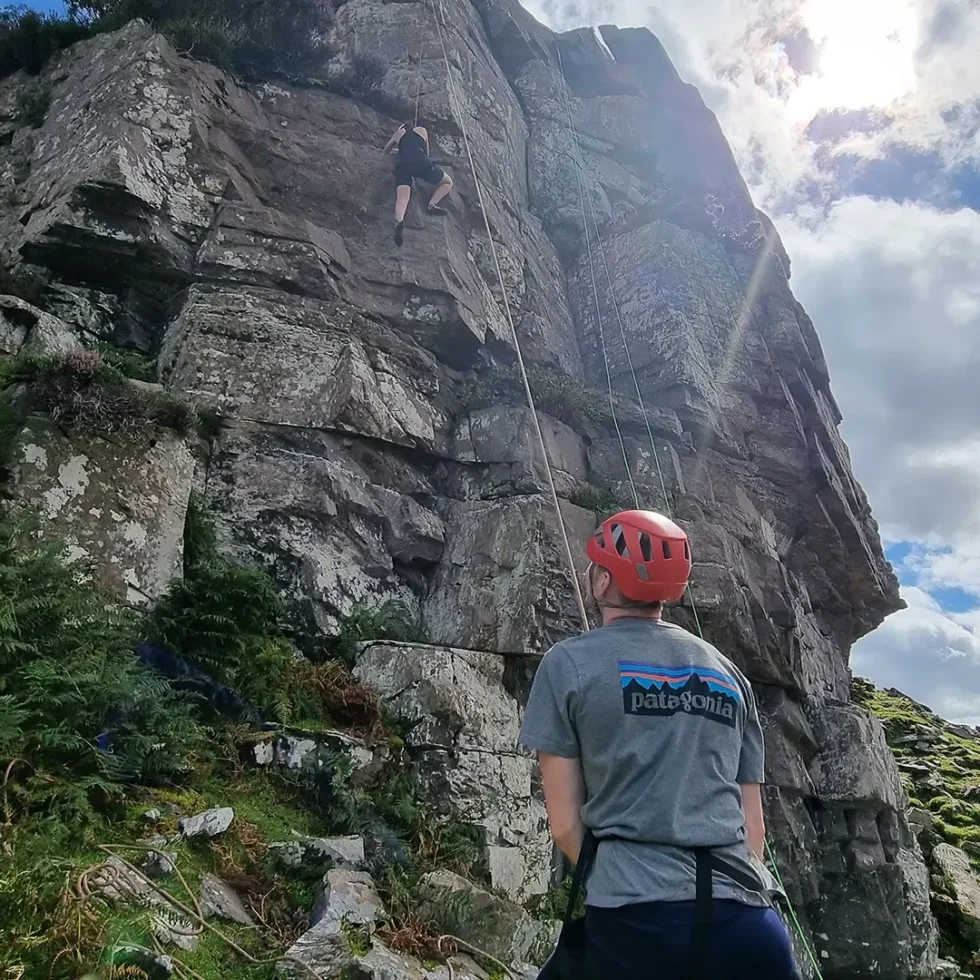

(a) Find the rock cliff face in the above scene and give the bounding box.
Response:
[0,2,935,976]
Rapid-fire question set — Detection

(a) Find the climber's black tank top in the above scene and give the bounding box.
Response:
[398,128,427,158]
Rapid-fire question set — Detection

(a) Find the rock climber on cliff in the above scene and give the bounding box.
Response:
[383,121,454,247]
[521,510,798,980]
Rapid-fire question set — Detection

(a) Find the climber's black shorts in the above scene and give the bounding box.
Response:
[394,154,445,189]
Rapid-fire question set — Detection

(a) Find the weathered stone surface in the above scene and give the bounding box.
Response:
[355,642,552,901]
[5,417,193,603]
[311,869,383,934]
[270,836,366,873]
[424,497,595,654]
[142,849,177,877]
[808,702,905,809]
[453,406,588,493]
[251,730,379,782]
[161,286,453,452]
[0,294,76,354]
[932,844,980,944]
[420,870,560,965]
[810,864,915,979]
[178,807,234,839]
[200,874,255,926]
[206,422,439,634]
[895,846,940,978]
[908,808,934,833]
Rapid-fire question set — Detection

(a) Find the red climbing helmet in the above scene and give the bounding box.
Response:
[586,510,691,603]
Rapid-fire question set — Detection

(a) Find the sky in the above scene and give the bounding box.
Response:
[518,0,980,723]
[19,1,980,721]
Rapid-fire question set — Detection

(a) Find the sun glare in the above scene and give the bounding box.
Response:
[786,0,919,119]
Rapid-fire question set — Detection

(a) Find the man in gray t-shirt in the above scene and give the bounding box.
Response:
[520,510,796,979]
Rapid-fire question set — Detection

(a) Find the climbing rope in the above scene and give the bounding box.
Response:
[553,42,824,979]
[427,0,589,631]
[552,49,638,509]
[413,3,425,127]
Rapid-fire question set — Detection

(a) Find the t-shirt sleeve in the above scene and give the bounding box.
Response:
[736,674,766,784]
[519,645,580,758]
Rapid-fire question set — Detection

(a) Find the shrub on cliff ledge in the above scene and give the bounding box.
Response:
[0,349,195,438]
[152,493,385,732]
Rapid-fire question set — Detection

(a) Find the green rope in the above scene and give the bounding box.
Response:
[767,841,826,978]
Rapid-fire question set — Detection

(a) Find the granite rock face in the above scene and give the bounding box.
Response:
[355,641,553,902]
[0,4,923,975]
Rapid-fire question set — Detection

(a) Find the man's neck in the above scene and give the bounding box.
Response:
[601,608,663,627]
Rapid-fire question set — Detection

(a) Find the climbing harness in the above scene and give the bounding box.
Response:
[539,832,783,980]
[427,2,821,972]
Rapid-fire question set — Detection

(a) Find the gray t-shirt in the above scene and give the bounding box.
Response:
[519,618,767,909]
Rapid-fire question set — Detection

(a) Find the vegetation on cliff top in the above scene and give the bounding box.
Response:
[856,677,980,974]
[1,1,335,81]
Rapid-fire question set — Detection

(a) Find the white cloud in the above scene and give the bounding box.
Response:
[907,540,980,599]
[852,587,980,724]
[778,197,980,544]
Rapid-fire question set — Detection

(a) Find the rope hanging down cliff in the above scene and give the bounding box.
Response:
[426,0,589,631]
[553,43,824,980]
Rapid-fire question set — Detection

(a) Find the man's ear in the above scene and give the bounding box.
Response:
[592,565,612,601]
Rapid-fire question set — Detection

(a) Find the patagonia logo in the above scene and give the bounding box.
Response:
[619,662,740,728]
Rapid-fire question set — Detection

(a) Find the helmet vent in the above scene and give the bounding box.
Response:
[639,532,653,562]
[662,540,672,560]
[684,541,690,560]
[611,523,629,557]
[635,563,650,581]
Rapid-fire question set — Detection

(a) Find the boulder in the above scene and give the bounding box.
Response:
[200,874,255,927]
[0,294,76,354]
[355,642,552,902]
[311,870,384,935]
[142,849,177,877]
[251,731,380,784]
[419,870,560,966]
[270,836,366,873]
[932,844,980,944]
[4,416,194,603]
[178,807,234,839]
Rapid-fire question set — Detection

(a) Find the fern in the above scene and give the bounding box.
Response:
[0,515,199,821]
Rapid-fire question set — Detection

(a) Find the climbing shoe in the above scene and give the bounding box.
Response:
[394,221,404,247]
[427,204,448,216]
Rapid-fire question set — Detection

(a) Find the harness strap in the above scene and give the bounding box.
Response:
[560,835,771,980]
[691,848,714,980]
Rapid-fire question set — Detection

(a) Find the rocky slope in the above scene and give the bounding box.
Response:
[856,679,980,977]
[0,0,937,976]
